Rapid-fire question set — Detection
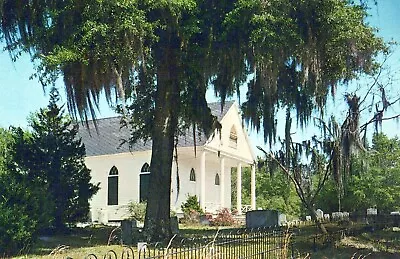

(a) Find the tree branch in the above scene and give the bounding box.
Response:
[257,146,308,206]
[360,114,400,132]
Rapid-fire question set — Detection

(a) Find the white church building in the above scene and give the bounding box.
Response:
[78,101,257,223]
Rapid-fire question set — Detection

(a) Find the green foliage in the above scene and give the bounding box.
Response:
[11,90,99,230]
[232,165,302,217]
[127,201,147,222]
[0,0,386,240]
[0,176,50,255]
[345,133,400,213]
[316,133,400,214]
[181,194,203,215]
[180,195,203,225]
[314,180,339,213]
[0,129,52,255]
[0,0,386,147]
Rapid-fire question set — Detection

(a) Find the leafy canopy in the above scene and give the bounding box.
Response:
[0,0,385,144]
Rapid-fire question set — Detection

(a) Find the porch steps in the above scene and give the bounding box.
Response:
[233,215,246,226]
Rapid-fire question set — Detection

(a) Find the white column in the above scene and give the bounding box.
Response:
[236,163,242,215]
[220,157,225,209]
[200,151,206,211]
[251,163,256,210]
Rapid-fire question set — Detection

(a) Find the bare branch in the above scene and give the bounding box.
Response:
[311,153,333,205]
[358,55,387,107]
[360,114,400,132]
[257,146,308,206]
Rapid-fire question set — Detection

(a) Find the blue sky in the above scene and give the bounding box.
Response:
[0,1,399,155]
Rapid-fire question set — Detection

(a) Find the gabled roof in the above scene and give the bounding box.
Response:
[78,101,235,156]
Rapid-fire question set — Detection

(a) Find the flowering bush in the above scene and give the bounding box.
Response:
[210,208,236,226]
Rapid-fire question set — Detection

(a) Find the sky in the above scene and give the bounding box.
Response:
[0,1,399,156]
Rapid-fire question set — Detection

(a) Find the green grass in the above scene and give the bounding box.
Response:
[11,225,117,258]
[292,224,400,258]
[9,224,400,258]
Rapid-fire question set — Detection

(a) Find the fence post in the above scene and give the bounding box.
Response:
[313,236,317,252]
[291,242,295,259]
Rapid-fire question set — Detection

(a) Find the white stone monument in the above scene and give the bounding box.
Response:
[316,209,324,220]
[367,208,378,215]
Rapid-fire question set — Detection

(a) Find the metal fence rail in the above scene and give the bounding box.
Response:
[83,227,290,259]
[290,214,400,258]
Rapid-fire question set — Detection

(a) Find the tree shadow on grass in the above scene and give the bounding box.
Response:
[31,225,116,256]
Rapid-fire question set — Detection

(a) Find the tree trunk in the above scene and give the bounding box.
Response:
[143,26,180,241]
[308,204,328,234]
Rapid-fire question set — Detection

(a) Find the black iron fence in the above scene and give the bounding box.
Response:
[290,213,400,257]
[84,227,290,259]
[82,214,400,259]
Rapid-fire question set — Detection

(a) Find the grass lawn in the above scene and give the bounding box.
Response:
[11,225,121,258]
[292,224,400,258]
[10,224,400,258]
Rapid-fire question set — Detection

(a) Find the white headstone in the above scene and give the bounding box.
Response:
[279,213,287,226]
[137,242,147,253]
[305,215,312,221]
[316,209,324,219]
[367,208,378,215]
[332,212,343,221]
[323,214,330,221]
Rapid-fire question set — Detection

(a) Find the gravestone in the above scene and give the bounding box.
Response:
[279,213,287,225]
[137,242,147,253]
[332,212,348,221]
[199,215,211,226]
[366,208,377,224]
[246,210,284,228]
[367,208,378,215]
[390,212,400,227]
[121,219,138,245]
[316,209,324,220]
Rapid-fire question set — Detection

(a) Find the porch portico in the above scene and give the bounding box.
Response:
[198,147,256,214]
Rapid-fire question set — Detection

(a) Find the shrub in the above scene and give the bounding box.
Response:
[181,195,203,215]
[127,201,147,222]
[0,204,37,255]
[181,195,203,225]
[180,209,202,225]
[0,174,52,256]
[210,208,236,226]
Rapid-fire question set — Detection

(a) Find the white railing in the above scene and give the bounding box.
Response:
[241,204,252,213]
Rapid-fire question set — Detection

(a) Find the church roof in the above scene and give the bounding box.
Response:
[78,101,234,156]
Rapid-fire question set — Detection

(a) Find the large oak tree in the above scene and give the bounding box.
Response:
[0,0,385,240]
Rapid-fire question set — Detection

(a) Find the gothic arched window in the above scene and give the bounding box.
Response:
[108,166,119,205]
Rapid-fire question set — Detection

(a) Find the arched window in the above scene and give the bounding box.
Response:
[189,168,196,182]
[141,162,150,172]
[140,163,151,202]
[108,166,119,205]
[215,173,220,186]
[229,126,238,148]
